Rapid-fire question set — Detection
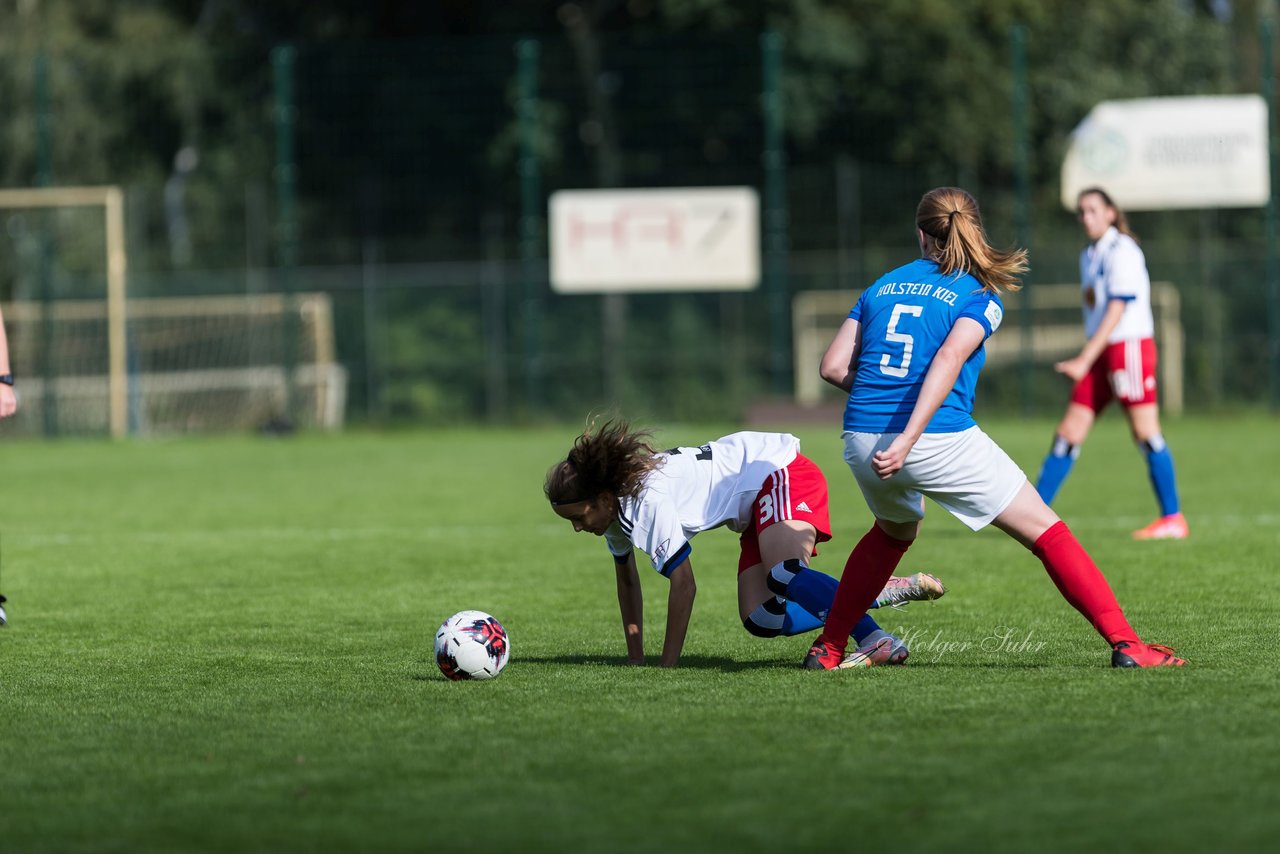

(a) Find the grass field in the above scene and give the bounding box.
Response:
[2,414,1278,852]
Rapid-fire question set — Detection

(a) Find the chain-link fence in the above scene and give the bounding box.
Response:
[2,26,1277,435]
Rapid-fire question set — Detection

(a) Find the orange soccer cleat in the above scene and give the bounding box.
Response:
[1131,512,1188,541]
[802,638,846,670]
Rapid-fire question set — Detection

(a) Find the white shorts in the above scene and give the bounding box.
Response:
[843,426,1027,531]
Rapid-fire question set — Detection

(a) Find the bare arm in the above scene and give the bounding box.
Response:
[0,304,15,419]
[819,318,862,393]
[659,559,697,667]
[1055,299,1126,382]
[873,318,987,480]
[614,553,645,665]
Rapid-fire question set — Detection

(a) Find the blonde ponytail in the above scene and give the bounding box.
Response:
[916,187,1028,293]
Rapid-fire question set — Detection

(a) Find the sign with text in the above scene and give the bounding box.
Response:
[549,187,760,293]
[1061,95,1269,211]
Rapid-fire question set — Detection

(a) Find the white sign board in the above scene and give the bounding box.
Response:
[549,187,759,293]
[1061,95,1269,211]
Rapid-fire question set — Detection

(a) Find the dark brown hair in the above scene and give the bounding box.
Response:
[916,187,1028,293]
[544,418,664,505]
[1077,186,1137,241]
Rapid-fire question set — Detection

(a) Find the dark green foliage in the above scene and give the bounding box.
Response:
[0,2,1271,423]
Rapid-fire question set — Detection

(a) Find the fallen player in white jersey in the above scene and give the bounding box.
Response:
[545,419,945,668]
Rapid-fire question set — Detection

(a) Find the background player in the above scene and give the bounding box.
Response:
[1034,187,1186,540]
[0,302,14,625]
[0,301,15,420]
[805,186,1184,670]
[545,421,945,668]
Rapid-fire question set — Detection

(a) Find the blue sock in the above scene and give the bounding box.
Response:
[1035,436,1078,505]
[781,601,824,635]
[852,613,880,645]
[787,567,839,618]
[1142,435,1180,516]
[773,563,880,642]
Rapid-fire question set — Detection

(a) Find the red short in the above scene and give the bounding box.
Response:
[737,453,833,573]
[1070,337,1159,411]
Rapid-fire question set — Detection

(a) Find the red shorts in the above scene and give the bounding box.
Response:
[737,453,833,573]
[1070,337,1159,411]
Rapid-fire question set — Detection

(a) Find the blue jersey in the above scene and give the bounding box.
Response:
[843,258,1005,433]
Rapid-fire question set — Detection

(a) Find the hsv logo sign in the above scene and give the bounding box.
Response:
[549,187,760,293]
[1061,95,1269,211]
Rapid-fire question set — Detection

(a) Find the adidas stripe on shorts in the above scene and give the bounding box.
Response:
[1071,336,1159,411]
[737,453,832,572]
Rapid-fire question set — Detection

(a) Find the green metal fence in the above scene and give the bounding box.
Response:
[2,22,1279,435]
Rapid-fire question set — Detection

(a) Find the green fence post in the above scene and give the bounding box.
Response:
[1011,23,1035,416]
[272,45,299,428]
[34,52,51,189]
[517,39,543,416]
[761,31,790,398]
[1263,16,1279,410]
[34,52,57,436]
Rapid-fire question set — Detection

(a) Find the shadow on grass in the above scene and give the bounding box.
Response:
[527,653,803,672]
[904,661,1051,669]
[411,656,1098,681]
[412,653,800,678]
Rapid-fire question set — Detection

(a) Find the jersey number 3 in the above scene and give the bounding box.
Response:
[880,303,924,378]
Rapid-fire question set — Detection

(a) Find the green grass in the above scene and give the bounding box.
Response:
[2,415,1278,852]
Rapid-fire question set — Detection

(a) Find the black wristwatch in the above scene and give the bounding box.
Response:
[0,374,12,386]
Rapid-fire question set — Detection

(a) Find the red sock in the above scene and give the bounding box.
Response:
[819,524,912,653]
[1033,521,1138,646]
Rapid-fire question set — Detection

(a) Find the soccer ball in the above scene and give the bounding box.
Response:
[434,610,510,680]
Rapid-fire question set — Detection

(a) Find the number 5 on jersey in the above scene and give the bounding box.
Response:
[881,303,923,378]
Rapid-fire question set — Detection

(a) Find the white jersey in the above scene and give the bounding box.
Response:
[603,432,800,577]
[1079,226,1154,342]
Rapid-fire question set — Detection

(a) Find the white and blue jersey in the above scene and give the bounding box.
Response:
[1080,226,1154,342]
[602,432,800,577]
[843,258,1005,433]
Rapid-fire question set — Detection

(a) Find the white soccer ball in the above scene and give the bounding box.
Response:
[434,610,510,680]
